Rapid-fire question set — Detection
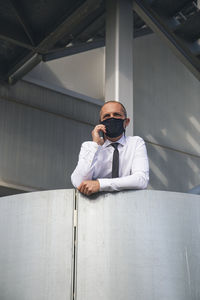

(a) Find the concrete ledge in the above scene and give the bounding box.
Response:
[0,189,200,299]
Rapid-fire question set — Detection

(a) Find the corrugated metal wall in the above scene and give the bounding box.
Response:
[0,80,100,191]
[133,34,200,192]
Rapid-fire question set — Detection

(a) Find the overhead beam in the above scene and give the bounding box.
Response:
[56,9,105,48]
[134,26,153,38]
[44,25,153,61]
[2,0,103,82]
[7,53,42,84]
[73,13,105,43]
[37,0,103,53]
[8,0,35,46]
[0,33,34,51]
[43,39,105,61]
[133,0,200,81]
[0,0,104,55]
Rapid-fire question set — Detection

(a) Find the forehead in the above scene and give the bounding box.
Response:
[100,102,124,116]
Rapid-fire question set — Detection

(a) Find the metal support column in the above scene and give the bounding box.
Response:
[105,0,133,135]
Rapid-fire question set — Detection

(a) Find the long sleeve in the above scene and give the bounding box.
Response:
[98,137,149,192]
[71,141,99,188]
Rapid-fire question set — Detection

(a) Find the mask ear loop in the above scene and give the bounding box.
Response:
[123,118,127,136]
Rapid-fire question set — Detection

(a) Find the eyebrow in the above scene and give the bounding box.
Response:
[102,111,124,117]
[102,113,110,118]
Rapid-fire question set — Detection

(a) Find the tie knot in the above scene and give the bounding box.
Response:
[111,143,119,150]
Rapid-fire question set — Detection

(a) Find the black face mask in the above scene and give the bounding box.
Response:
[101,118,125,138]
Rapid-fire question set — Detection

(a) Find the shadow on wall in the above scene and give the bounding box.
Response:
[133,34,200,193]
[146,131,200,193]
[24,48,105,100]
[24,62,67,90]
[145,109,200,193]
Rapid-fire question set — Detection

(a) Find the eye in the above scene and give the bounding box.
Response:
[103,114,110,120]
[113,113,122,118]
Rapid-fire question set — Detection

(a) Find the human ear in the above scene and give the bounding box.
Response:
[124,118,130,128]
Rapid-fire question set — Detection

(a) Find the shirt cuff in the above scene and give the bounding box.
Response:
[98,178,112,192]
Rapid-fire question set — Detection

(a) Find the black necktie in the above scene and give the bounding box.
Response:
[111,143,119,178]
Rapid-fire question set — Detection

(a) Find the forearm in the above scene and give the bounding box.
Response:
[98,171,149,192]
[71,141,99,188]
[71,169,93,188]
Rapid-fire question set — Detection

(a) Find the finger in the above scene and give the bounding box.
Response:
[82,184,88,195]
[95,124,106,134]
[78,183,87,194]
[82,186,93,196]
[78,186,84,193]
[78,183,82,190]
[84,184,93,196]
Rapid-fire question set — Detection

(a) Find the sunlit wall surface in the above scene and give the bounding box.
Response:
[133,34,200,192]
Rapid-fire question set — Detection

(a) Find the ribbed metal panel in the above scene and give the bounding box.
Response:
[146,142,200,192]
[0,80,100,126]
[0,80,100,191]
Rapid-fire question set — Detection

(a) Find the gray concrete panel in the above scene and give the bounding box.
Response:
[0,80,101,126]
[76,190,200,300]
[133,33,200,192]
[0,96,93,190]
[0,79,102,191]
[0,189,74,300]
[146,143,200,192]
[133,34,200,157]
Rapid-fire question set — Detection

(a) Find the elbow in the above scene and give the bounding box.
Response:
[71,173,79,189]
[137,172,149,190]
[142,174,149,189]
[142,180,148,189]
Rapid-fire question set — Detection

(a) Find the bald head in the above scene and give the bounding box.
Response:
[100,101,127,121]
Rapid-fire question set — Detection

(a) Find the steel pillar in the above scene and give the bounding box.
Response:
[105,0,133,134]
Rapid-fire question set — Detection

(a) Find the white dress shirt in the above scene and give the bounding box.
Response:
[71,134,149,192]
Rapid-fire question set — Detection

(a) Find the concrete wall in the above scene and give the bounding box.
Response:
[0,190,74,300]
[24,48,105,100]
[1,33,200,193]
[133,34,200,192]
[0,80,101,191]
[1,189,200,299]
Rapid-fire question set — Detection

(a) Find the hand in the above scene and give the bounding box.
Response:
[78,180,100,196]
[92,124,106,145]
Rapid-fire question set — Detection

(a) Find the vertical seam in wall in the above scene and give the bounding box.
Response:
[72,189,78,300]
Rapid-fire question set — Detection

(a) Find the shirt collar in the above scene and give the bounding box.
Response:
[101,133,126,149]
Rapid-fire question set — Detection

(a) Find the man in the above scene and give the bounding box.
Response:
[71,101,149,196]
